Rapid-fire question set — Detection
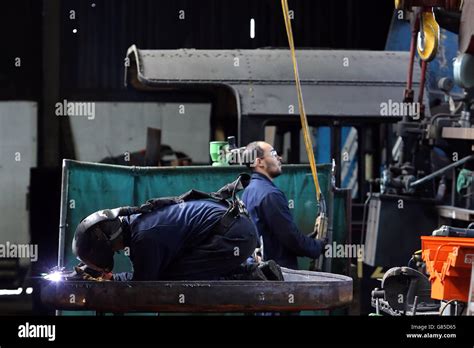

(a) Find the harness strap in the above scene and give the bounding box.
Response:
[117,173,251,235]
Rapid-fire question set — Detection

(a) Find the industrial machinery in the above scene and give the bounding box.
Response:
[369,0,474,316]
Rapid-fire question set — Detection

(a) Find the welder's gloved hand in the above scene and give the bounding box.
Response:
[74,263,112,281]
[222,263,267,280]
[258,260,284,281]
[102,272,114,281]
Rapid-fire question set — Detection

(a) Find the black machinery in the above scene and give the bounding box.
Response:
[368,0,474,315]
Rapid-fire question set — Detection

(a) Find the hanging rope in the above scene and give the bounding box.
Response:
[281,0,324,209]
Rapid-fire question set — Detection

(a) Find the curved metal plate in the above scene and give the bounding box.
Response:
[40,268,352,313]
[126,46,413,85]
[125,46,424,119]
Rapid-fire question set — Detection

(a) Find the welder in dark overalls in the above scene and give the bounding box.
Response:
[72,174,283,281]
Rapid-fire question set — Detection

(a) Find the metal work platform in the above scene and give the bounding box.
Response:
[41,268,353,313]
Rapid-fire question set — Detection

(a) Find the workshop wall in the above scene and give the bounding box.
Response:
[0,102,37,255]
[68,102,211,164]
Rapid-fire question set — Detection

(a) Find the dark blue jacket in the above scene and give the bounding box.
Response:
[242,172,323,269]
[114,200,226,280]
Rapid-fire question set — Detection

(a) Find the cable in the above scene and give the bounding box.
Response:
[281,0,323,209]
[439,299,457,316]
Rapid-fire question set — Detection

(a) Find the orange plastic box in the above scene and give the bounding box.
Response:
[421,236,474,302]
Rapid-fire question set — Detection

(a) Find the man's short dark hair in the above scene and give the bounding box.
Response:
[242,141,265,169]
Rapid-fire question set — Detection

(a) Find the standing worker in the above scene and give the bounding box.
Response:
[242,141,327,269]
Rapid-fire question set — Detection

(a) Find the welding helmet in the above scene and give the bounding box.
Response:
[72,208,124,273]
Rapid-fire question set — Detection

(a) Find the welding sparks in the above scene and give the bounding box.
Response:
[44,271,63,282]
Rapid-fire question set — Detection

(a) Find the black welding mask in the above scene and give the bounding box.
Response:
[72,208,124,273]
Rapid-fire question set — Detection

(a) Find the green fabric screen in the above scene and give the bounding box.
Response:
[61,160,333,273]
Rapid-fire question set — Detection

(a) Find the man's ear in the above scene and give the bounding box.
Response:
[253,157,263,168]
[253,157,261,168]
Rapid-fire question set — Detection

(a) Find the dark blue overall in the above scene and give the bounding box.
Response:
[242,172,323,269]
[114,200,258,281]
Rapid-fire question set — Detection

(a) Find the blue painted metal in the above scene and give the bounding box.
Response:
[385,11,463,98]
[315,127,331,164]
[385,11,412,52]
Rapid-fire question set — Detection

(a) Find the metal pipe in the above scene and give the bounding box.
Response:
[324,181,334,273]
[407,31,416,92]
[412,295,419,316]
[418,60,428,105]
[451,167,456,206]
[345,188,353,275]
[410,155,474,187]
[227,85,242,147]
[405,16,420,102]
[57,159,70,268]
[56,159,70,317]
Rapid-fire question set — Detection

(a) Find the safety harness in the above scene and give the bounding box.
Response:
[115,173,251,234]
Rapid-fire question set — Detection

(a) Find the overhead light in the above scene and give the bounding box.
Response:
[0,287,22,296]
[250,18,255,39]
